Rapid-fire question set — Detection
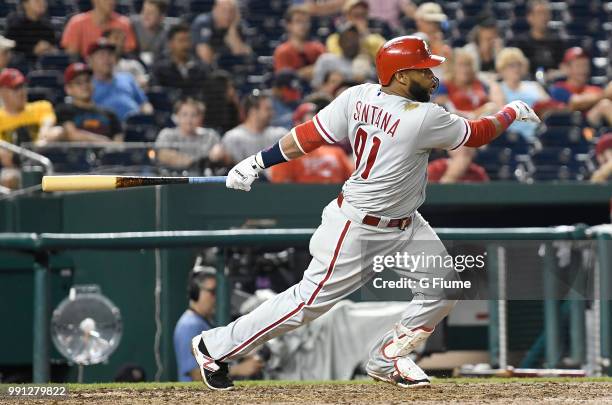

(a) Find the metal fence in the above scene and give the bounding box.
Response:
[0,225,611,382]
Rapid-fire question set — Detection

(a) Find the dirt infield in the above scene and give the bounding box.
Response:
[9,379,612,405]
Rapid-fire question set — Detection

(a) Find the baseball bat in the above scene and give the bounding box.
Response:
[41,175,227,192]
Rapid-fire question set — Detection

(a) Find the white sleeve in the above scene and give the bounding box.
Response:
[311,87,352,144]
[417,104,471,151]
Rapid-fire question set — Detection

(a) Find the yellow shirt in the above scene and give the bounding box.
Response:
[0,101,56,144]
[326,32,386,61]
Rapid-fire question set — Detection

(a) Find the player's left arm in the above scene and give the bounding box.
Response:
[463,101,540,147]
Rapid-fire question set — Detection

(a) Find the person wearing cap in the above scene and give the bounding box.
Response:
[54,63,123,142]
[269,102,353,184]
[591,133,612,183]
[413,1,451,74]
[273,5,325,81]
[0,68,59,188]
[270,70,303,129]
[549,47,612,127]
[5,0,57,61]
[509,0,566,77]
[87,38,152,121]
[311,23,375,89]
[325,0,386,62]
[61,0,137,58]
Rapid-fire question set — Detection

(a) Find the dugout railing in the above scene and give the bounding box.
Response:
[0,225,610,383]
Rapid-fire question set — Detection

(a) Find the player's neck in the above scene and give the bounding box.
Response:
[381,86,409,100]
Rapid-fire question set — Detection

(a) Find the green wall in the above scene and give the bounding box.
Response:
[1,182,611,382]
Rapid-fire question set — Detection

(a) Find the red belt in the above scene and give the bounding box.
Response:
[337,193,412,230]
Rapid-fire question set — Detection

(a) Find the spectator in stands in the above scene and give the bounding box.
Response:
[490,48,549,141]
[413,2,451,77]
[270,102,353,184]
[155,98,225,171]
[61,0,137,58]
[366,0,414,30]
[314,70,345,98]
[434,49,496,119]
[326,0,386,62]
[5,0,57,61]
[0,68,60,188]
[152,23,209,99]
[102,29,149,89]
[311,23,374,89]
[270,70,302,129]
[202,70,240,134]
[591,133,612,183]
[510,0,565,78]
[273,5,325,81]
[88,38,152,121]
[293,0,345,17]
[550,47,612,127]
[54,63,123,142]
[222,91,286,164]
[130,0,168,64]
[174,267,264,382]
[0,36,16,73]
[427,148,489,184]
[463,19,503,75]
[191,0,251,66]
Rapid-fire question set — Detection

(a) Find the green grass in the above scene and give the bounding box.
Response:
[3,377,612,392]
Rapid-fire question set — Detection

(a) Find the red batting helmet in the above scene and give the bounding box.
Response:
[376,36,446,86]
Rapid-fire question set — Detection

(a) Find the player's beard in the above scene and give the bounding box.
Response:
[408,80,433,103]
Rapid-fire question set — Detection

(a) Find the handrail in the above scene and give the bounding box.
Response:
[0,226,587,252]
[0,140,54,175]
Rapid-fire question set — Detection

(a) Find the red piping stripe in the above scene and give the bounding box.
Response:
[307,220,351,305]
[220,302,305,361]
[450,120,469,151]
[219,219,351,360]
[314,114,335,144]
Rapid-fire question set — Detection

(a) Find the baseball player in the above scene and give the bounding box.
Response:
[191,36,540,390]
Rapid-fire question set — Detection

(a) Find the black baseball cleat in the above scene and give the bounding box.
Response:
[191,335,234,391]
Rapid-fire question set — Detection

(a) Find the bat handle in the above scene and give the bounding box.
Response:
[188,176,228,184]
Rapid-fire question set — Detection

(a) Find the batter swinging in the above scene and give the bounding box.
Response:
[192,36,540,390]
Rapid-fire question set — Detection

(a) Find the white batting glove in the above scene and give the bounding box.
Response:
[505,100,541,123]
[226,154,263,192]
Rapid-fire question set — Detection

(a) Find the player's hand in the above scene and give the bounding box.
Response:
[226,155,263,192]
[506,101,541,123]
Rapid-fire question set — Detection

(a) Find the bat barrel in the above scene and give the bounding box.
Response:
[42,175,228,192]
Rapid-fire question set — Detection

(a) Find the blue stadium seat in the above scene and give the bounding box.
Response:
[146,88,173,114]
[38,53,72,71]
[27,87,59,104]
[124,114,159,142]
[27,70,63,89]
[539,126,590,152]
[98,150,151,166]
[41,148,92,173]
[530,147,578,168]
[543,111,583,127]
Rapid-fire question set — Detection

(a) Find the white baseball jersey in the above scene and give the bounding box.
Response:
[312,83,472,218]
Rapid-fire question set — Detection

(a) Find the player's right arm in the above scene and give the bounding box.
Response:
[225,89,351,191]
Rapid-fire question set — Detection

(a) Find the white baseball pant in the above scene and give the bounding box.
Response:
[201,196,461,373]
